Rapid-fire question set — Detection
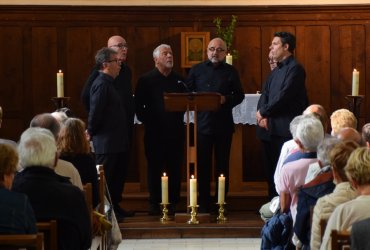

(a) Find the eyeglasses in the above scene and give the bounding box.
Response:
[110,43,128,49]
[208,47,225,53]
[106,59,120,64]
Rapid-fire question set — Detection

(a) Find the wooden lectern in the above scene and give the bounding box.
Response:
[164,92,221,209]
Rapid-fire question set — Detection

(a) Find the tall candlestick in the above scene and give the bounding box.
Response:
[57,70,64,97]
[352,69,359,96]
[190,175,197,206]
[226,53,233,65]
[161,173,168,204]
[218,174,225,204]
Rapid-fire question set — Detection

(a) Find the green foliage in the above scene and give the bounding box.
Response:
[213,15,238,57]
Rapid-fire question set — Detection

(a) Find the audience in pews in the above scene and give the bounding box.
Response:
[185,37,244,213]
[293,137,338,248]
[29,113,83,189]
[321,146,370,250]
[330,108,357,136]
[57,117,99,207]
[135,44,186,215]
[0,143,37,234]
[310,140,358,250]
[12,127,92,249]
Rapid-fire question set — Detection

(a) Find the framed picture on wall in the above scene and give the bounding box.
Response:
[181,32,210,68]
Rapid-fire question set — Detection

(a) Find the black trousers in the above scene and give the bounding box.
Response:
[197,132,232,211]
[144,132,185,206]
[261,135,290,200]
[95,152,129,207]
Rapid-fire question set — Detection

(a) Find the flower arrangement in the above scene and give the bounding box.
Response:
[213,15,238,58]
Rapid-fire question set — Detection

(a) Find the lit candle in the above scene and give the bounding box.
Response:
[57,70,64,97]
[352,69,359,96]
[161,173,168,204]
[218,174,225,204]
[190,175,197,206]
[226,53,233,65]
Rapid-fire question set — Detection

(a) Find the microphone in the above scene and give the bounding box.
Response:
[178,80,190,92]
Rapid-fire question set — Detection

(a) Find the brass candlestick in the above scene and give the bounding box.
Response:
[160,203,171,223]
[51,97,70,110]
[216,202,227,223]
[187,205,199,224]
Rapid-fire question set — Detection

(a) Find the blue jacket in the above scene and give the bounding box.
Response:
[0,186,37,234]
[261,212,294,249]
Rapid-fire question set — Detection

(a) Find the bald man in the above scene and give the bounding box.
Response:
[336,127,363,145]
[81,35,135,218]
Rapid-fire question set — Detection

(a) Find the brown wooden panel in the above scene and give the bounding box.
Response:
[31,27,58,114]
[296,25,331,112]
[0,27,23,112]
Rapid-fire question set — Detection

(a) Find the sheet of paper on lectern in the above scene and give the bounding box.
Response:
[232,94,261,125]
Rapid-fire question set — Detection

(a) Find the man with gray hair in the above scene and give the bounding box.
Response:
[88,47,132,219]
[12,127,92,250]
[135,44,186,215]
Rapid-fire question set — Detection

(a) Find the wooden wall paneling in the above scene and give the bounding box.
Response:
[364,24,370,124]
[296,25,331,111]
[31,27,58,115]
[330,25,340,117]
[234,26,261,93]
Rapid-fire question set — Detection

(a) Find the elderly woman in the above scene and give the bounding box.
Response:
[310,140,358,250]
[320,147,370,250]
[0,143,37,234]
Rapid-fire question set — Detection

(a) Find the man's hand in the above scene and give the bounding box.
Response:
[256,111,268,130]
[220,96,226,104]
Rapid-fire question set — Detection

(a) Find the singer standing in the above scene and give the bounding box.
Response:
[135,44,186,215]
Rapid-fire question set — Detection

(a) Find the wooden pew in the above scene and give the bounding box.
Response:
[0,233,43,250]
[331,229,350,250]
[36,220,57,250]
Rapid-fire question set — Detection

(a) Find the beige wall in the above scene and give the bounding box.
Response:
[1,0,370,6]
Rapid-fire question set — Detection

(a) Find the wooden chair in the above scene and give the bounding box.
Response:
[331,229,351,250]
[36,220,57,250]
[83,182,93,226]
[0,233,43,250]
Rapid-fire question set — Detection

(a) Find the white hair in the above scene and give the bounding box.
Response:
[153,44,171,58]
[290,115,304,140]
[317,137,339,166]
[296,115,324,152]
[18,127,57,169]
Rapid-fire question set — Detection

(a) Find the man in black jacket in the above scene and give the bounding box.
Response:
[256,32,308,200]
[12,127,91,250]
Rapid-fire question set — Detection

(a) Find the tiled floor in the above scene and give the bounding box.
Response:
[117,238,261,250]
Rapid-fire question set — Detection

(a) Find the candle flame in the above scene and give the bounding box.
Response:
[163,172,166,177]
[354,69,358,72]
[220,174,224,177]
[59,69,62,73]
[191,175,194,179]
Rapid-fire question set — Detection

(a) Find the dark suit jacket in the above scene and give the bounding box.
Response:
[88,72,129,154]
[257,55,308,139]
[12,167,92,250]
[0,186,37,234]
[351,217,370,250]
[81,64,134,142]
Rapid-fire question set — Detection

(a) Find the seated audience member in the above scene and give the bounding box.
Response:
[361,123,370,147]
[30,113,83,189]
[351,217,370,250]
[0,143,37,234]
[310,140,358,250]
[279,114,324,224]
[57,117,99,207]
[320,146,370,250]
[12,127,92,250]
[336,127,364,145]
[0,106,17,148]
[293,137,339,248]
[330,108,357,136]
[260,104,329,222]
[51,109,68,124]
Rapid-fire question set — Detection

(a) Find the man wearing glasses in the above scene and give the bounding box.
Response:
[82,36,135,219]
[185,37,244,213]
